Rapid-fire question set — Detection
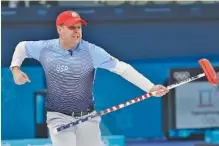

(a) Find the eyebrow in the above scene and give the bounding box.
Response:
[68,25,81,29]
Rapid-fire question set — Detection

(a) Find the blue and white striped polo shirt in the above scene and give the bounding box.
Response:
[25,39,117,114]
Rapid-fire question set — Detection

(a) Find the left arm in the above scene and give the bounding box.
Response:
[109,61,154,93]
[88,43,168,96]
[109,61,169,96]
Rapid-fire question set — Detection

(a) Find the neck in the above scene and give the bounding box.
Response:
[59,38,77,50]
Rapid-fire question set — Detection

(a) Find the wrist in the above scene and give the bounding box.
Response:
[149,84,155,92]
[11,66,20,73]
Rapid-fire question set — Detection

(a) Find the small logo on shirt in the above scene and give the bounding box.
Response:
[56,65,68,73]
[110,56,116,61]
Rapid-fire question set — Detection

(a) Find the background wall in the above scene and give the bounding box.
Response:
[1,2,219,140]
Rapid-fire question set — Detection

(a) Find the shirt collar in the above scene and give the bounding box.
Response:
[56,39,81,54]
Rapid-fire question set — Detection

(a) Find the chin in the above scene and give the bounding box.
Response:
[72,40,80,47]
[76,38,81,43]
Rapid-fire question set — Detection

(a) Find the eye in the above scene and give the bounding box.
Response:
[68,26,81,30]
[68,26,75,30]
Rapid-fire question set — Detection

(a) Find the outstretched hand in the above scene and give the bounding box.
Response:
[149,85,169,97]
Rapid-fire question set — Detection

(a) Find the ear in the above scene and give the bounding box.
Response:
[57,25,62,35]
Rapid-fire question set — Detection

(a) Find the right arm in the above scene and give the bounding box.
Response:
[10,40,44,85]
[10,41,27,71]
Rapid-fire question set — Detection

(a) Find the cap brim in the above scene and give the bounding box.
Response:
[64,18,87,27]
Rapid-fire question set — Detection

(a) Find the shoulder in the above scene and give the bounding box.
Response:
[27,38,58,45]
[24,38,55,48]
[80,39,93,47]
[80,39,103,51]
[34,38,59,50]
[43,38,59,47]
[23,38,60,54]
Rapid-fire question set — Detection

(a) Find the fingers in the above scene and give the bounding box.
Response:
[22,73,31,83]
[159,86,169,93]
[155,90,167,96]
[14,72,31,85]
[154,85,169,97]
[16,77,27,85]
[149,85,169,97]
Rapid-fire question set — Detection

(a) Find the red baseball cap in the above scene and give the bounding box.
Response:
[56,10,87,27]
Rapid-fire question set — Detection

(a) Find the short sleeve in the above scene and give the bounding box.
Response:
[25,40,45,61]
[88,43,118,70]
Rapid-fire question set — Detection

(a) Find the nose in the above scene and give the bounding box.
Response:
[72,31,80,38]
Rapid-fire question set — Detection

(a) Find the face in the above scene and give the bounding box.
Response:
[57,23,82,49]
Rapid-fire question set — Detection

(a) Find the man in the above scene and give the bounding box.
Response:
[10,10,169,146]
